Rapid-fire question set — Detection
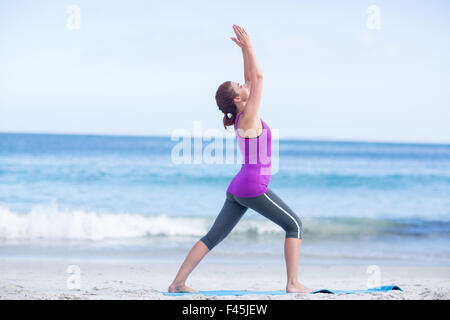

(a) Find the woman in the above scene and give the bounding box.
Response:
[168,25,309,293]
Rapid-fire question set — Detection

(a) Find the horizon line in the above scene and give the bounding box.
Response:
[1,131,449,147]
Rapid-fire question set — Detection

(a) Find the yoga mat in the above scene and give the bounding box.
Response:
[162,290,289,296]
[161,285,402,296]
[311,285,402,294]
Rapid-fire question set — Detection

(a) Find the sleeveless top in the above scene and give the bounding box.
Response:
[226,111,272,197]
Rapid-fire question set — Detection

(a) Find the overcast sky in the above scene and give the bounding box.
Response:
[1,0,449,143]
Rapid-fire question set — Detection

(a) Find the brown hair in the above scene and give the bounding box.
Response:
[215,81,238,129]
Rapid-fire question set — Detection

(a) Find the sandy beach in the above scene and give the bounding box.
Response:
[1,257,449,300]
[2,0,450,307]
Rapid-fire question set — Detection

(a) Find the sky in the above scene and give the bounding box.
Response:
[1,0,449,144]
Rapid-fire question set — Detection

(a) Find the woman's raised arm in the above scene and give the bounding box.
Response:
[232,24,263,121]
[231,30,251,85]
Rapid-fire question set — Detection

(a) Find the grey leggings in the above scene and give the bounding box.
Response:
[200,188,303,250]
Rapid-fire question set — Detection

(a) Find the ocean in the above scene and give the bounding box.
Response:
[1,132,449,266]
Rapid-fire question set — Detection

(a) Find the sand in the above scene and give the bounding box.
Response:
[1,257,449,300]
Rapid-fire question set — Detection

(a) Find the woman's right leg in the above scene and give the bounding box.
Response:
[234,188,309,292]
[168,193,248,292]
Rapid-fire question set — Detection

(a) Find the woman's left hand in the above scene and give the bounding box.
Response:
[230,24,251,49]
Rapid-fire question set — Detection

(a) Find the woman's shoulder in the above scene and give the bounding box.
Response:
[235,112,263,138]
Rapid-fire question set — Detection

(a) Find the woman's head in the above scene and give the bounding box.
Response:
[215,81,250,129]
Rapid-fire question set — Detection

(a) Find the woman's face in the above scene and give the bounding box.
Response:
[231,82,250,102]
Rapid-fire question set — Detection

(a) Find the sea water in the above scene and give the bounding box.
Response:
[1,132,449,266]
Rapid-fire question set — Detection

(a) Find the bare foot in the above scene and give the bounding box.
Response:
[168,283,199,293]
[286,281,311,293]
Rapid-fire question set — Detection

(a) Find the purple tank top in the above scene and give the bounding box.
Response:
[226,111,272,197]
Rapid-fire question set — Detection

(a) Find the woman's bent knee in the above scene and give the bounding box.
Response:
[285,217,303,239]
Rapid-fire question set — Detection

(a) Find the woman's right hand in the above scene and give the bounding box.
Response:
[230,24,252,49]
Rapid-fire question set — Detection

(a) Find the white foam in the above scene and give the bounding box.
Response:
[0,203,282,241]
[1,203,442,242]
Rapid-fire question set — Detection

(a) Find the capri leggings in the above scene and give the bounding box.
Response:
[200,188,303,250]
